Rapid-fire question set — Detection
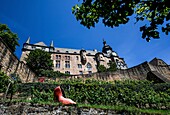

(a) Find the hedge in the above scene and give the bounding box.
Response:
[17,79,170,109]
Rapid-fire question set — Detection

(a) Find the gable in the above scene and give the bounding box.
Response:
[34,42,47,46]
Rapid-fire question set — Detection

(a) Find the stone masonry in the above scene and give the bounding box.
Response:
[60,60,170,83]
[0,38,36,82]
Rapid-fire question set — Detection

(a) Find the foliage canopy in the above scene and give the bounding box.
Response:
[0,71,10,93]
[25,49,53,76]
[0,24,19,52]
[72,0,170,42]
[107,62,117,72]
[97,65,107,73]
[97,62,117,73]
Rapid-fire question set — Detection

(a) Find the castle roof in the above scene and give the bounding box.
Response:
[55,47,97,55]
[102,40,113,54]
[26,37,30,44]
[34,42,47,46]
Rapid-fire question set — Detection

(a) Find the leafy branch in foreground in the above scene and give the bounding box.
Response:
[72,0,170,42]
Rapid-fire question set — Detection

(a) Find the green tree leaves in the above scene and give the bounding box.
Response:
[97,65,107,73]
[97,62,117,73]
[107,62,117,72]
[0,71,10,93]
[25,49,53,76]
[73,0,170,42]
[0,24,19,52]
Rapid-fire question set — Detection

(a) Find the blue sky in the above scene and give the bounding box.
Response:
[0,0,169,68]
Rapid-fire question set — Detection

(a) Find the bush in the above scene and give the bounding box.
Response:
[39,69,68,78]
[97,65,107,73]
[17,80,170,109]
[0,71,10,93]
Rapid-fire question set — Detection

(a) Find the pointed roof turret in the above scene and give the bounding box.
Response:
[103,39,107,46]
[50,40,54,47]
[26,37,30,44]
[102,39,113,54]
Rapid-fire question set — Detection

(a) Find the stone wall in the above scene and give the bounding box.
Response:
[0,102,134,115]
[59,61,170,82]
[0,38,36,82]
[58,62,149,81]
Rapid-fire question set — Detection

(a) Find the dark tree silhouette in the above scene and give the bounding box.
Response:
[72,0,170,42]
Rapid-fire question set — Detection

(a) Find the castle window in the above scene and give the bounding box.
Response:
[42,47,45,51]
[65,61,70,68]
[65,71,70,74]
[88,71,92,74]
[76,56,79,60]
[159,61,162,65]
[87,63,92,71]
[24,44,28,48]
[56,55,61,60]
[74,52,77,54]
[65,56,70,60]
[32,46,36,50]
[78,64,82,68]
[66,51,69,53]
[57,50,60,52]
[88,53,91,55]
[79,71,83,74]
[56,60,60,68]
[95,65,97,68]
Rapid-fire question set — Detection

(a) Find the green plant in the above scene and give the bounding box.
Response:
[0,71,10,93]
[0,23,19,52]
[25,49,53,75]
[107,62,117,72]
[17,80,170,110]
[97,65,107,73]
[39,69,66,78]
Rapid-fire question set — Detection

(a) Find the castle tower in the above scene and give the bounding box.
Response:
[20,37,31,63]
[101,39,127,69]
[49,40,55,52]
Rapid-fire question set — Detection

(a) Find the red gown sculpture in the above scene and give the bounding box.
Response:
[54,86,76,105]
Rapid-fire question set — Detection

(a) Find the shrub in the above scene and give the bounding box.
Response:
[0,71,10,93]
[17,80,170,109]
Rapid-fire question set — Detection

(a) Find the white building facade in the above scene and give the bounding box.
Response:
[20,38,128,75]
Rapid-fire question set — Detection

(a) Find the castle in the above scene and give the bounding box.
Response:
[20,37,127,75]
[0,37,169,83]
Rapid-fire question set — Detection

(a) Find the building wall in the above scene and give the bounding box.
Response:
[0,38,36,82]
[52,52,98,74]
[20,40,127,75]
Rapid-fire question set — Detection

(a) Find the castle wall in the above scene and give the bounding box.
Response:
[0,38,36,82]
[20,39,128,75]
[52,53,98,75]
[1,37,169,83]
[60,61,170,82]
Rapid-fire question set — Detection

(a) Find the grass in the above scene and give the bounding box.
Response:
[1,99,170,115]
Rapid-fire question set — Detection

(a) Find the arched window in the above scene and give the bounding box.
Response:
[87,63,92,71]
